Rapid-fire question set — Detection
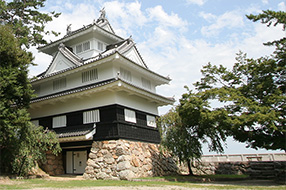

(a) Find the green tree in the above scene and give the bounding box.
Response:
[0,0,61,176]
[192,10,285,151]
[0,0,60,48]
[158,92,227,175]
[158,10,285,175]
[0,25,61,176]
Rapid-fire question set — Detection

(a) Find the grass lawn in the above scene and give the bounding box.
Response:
[0,175,285,190]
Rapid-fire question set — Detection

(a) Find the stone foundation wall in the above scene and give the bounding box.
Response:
[192,161,286,184]
[83,140,180,180]
[39,151,64,176]
[192,161,249,175]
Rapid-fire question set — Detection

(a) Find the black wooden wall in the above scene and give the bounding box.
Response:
[33,104,160,144]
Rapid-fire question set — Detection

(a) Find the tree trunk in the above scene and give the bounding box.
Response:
[187,158,194,176]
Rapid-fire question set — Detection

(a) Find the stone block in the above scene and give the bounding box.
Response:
[89,152,97,159]
[96,172,109,180]
[118,170,134,180]
[95,157,103,162]
[85,166,94,174]
[116,147,126,156]
[104,157,115,164]
[117,161,131,171]
[131,156,140,167]
[117,155,131,162]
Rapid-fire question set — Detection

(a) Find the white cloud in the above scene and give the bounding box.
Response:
[278,1,286,11]
[262,0,268,5]
[147,5,188,31]
[200,10,244,37]
[199,12,216,21]
[103,1,148,37]
[186,0,207,6]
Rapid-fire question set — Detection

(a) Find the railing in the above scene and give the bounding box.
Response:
[200,153,286,162]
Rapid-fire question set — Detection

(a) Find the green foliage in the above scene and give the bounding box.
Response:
[158,92,228,174]
[0,0,60,48]
[158,10,285,175]
[192,10,286,151]
[0,25,61,176]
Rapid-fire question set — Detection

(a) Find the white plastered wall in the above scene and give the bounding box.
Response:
[29,90,158,119]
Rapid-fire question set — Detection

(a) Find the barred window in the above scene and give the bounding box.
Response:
[147,115,156,127]
[76,44,83,54]
[82,69,98,83]
[120,68,132,82]
[83,109,100,124]
[83,41,90,51]
[53,78,66,90]
[142,77,151,90]
[33,85,41,95]
[98,41,104,51]
[124,109,136,123]
[53,115,66,128]
[76,41,90,54]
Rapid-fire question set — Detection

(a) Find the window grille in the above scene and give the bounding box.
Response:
[142,77,151,90]
[76,44,83,54]
[124,109,136,123]
[53,115,66,128]
[98,41,104,51]
[83,41,90,51]
[147,115,156,127]
[53,78,66,90]
[83,109,100,124]
[120,68,132,82]
[82,69,98,83]
[33,85,41,95]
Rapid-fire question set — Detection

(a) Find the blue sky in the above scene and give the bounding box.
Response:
[29,0,285,155]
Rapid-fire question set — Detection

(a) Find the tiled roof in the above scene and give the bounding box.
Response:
[54,124,95,138]
[38,19,123,52]
[31,78,117,103]
[32,37,160,83]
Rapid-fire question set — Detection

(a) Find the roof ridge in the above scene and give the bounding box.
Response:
[58,43,83,66]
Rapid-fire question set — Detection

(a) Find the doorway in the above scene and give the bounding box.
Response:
[66,150,87,174]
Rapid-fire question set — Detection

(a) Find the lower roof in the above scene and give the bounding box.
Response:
[55,124,96,143]
[30,78,175,106]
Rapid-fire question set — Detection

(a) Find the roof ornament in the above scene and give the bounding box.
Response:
[97,7,106,23]
[58,43,65,49]
[127,35,133,44]
[66,24,72,35]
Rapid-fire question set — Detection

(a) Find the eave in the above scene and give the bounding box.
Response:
[31,52,171,86]
[30,78,174,108]
[38,23,123,55]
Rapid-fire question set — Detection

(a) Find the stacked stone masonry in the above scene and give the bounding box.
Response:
[83,140,179,180]
[40,151,64,176]
[192,161,286,184]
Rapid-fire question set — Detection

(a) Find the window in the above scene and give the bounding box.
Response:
[120,68,132,82]
[83,109,100,124]
[142,77,151,90]
[53,115,66,128]
[82,69,98,83]
[33,85,41,95]
[76,41,90,54]
[53,78,66,90]
[124,109,136,123]
[31,120,39,127]
[97,41,104,51]
[83,41,90,51]
[76,44,83,54]
[147,115,156,127]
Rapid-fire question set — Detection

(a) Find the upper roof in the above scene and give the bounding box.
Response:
[38,9,123,56]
